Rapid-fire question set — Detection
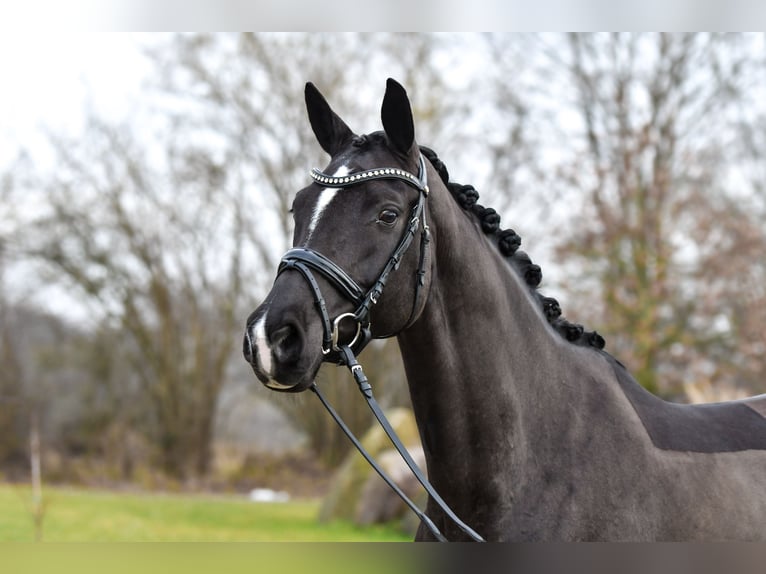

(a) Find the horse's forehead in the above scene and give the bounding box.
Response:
[322,133,393,172]
[300,140,404,244]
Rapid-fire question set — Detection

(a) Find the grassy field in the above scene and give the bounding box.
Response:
[0,483,410,542]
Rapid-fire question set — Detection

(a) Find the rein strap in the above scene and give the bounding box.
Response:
[313,345,486,543]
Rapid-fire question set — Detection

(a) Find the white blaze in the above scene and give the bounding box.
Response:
[306,165,349,241]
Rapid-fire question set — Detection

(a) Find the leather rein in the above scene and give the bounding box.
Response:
[276,154,485,542]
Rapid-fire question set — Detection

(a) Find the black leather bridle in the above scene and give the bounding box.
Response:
[278,154,431,362]
[275,154,485,542]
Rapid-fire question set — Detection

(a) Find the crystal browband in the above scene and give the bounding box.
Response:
[309,155,429,195]
[310,167,422,188]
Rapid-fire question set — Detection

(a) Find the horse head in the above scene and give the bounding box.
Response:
[243,79,433,392]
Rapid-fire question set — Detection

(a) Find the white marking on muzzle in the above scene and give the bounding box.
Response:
[306,165,349,242]
[254,313,272,378]
[254,312,299,391]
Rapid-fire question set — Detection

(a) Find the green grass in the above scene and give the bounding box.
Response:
[0,483,411,542]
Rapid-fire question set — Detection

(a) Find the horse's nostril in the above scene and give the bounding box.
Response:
[271,323,303,365]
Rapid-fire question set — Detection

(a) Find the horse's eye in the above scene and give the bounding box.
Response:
[376,209,399,226]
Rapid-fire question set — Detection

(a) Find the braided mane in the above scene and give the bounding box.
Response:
[420,146,606,351]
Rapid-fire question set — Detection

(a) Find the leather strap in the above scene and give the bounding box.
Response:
[312,345,485,542]
[278,259,335,354]
[280,248,365,305]
[277,154,431,356]
[310,382,447,542]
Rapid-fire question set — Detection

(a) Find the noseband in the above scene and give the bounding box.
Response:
[277,154,431,363]
[275,153,484,542]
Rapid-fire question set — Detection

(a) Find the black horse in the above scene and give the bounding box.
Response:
[243,79,766,541]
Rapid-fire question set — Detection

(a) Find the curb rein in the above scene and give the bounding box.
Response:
[277,155,485,543]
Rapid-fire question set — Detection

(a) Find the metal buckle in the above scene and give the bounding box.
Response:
[329,312,362,353]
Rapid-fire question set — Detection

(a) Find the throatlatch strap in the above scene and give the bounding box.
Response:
[313,345,485,543]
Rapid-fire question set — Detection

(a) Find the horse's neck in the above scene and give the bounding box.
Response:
[397,196,603,520]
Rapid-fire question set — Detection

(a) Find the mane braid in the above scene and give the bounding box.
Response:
[419,146,606,351]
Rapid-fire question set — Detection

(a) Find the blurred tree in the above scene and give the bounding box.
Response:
[499,33,764,397]
[481,34,541,216]
[0,241,26,471]
[706,94,766,394]
[0,300,85,479]
[682,190,766,398]
[21,114,248,478]
[0,169,38,474]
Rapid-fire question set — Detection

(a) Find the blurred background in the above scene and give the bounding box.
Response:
[2,33,766,541]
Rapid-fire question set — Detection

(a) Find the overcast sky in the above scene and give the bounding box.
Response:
[0,34,154,322]
[0,33,151,167]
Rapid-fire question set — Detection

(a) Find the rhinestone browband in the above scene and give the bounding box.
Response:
[309,156,428,194]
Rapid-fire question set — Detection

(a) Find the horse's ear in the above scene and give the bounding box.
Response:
[381,78,415,156]
[305,82,354,156]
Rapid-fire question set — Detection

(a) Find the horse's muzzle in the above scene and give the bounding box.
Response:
[243,300,322,393]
